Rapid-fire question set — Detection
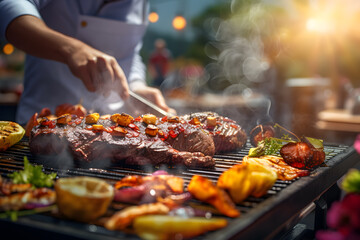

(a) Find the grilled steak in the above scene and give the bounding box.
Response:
[29,112,246,168]
[182,112,247,153]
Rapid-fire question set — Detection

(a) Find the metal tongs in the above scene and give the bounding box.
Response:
[129,91,174,117]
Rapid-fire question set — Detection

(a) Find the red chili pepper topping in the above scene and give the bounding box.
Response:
[169,130,177,138]
[41,120,56,128]
[161,116,168,122]
[128,123,139,131]
[134,116,142,122]
[49,121,56,128]
[75,118,82,124]
[230,124,238,129]
[215,130,221,135]
[132,132,139,137]
[160,132,169,141]
[104,127,113,133]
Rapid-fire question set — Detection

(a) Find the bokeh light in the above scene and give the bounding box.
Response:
[148,12,159,23]
[172,15,186,31]
[3,43,14,55]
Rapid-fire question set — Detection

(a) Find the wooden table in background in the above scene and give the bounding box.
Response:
[316,109,360,145]
[317,109,360,132]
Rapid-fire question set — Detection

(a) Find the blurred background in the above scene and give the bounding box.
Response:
[1,0,360,144]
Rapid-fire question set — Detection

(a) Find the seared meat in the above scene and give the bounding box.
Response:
[249,124,275,147]
[280,142,325,169]
[182,112,247,153]
[29,114,217,168]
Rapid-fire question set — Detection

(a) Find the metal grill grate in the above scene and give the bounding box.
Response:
[0,139,348,216]
[0,139,354,240]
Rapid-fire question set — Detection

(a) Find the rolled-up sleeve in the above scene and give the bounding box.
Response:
[0,0,42,41]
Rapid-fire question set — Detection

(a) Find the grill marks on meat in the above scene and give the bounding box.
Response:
[162,126,215,156]
[30,114,220,168]
[182,112,247,153]
[280,142,325,169]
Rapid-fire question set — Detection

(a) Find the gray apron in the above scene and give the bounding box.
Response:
[75,14,147,113]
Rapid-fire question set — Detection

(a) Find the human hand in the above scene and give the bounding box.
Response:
[132,86,176,115]
[66,43,129,99]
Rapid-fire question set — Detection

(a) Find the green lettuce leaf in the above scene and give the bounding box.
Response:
[9,156,56,188]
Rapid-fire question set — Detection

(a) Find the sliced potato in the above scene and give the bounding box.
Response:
[134,215,227,240]
[0,121,25,151]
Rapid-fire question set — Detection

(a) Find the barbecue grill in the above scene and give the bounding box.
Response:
[0,139,358,240]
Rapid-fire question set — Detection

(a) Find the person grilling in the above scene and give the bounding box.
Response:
[0,0,176,125]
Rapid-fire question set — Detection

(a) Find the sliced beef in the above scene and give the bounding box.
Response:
[29,115,216,168]
[182,112,247,153]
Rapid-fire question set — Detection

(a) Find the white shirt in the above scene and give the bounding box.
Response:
[0,0,148,124]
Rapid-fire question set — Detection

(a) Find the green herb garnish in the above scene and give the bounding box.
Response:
[341,169,360,194]
[248,123,325,157]
[248,137,292,157]
[9,156,57,188]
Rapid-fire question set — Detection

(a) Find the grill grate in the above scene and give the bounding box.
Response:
[0,139,353,240]
[0,139,347,216]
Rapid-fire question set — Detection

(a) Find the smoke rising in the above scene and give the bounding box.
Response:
[192,0,278,129]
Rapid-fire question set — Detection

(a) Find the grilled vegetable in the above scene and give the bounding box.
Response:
[167,116,180,123]
[113,172,185,204]
[133,215,227,240]
[56,114,72,125]
[145,125,159,137]
[206,116,217,128]
[9,157,56,188]
[143,114,157,125]
[242,155,309,181]
[248,137,288,157]
[105,202,169,230]
[110,113,134,126]
[0,121,25,151]
[92,124,105,131]
[55,176,113,222]
[188,175,240,218]
[112,127,127,137]
[217,163,277,203]
[85,113,100,124]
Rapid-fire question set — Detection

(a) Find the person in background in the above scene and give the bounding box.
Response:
[148,38,172,88]
[0,0,175,124]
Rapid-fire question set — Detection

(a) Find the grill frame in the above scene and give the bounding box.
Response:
[0,140,358,240]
